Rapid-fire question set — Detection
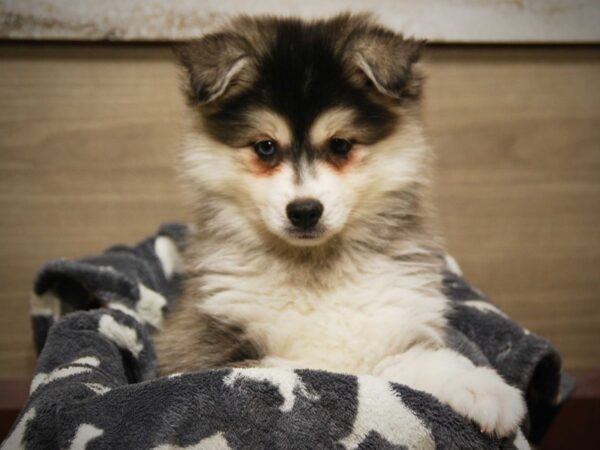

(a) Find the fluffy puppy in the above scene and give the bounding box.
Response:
[155,13,525,437]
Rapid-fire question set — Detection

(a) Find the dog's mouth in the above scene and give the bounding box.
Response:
[293,231,320,239]
[284,226,329,245]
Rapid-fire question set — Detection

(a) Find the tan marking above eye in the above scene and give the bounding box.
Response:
[309,107,357,147]
[244,109,292,148]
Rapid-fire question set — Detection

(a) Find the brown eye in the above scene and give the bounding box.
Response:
[254,140,278,161]
[329,138,353,157]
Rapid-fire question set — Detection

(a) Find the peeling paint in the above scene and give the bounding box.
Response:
[0,0,598,43]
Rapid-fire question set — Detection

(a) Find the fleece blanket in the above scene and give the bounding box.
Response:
[2,223,573,450]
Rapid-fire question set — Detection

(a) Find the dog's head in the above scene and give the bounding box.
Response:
[178,14,429,248]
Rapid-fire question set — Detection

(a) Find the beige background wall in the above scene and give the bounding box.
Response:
[0,43,599,378]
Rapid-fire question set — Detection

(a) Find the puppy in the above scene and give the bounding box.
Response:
[155,13,525,437]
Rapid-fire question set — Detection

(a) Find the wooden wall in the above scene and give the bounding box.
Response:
[0,43,598,378]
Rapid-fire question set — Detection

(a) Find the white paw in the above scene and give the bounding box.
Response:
[440,367,526,437]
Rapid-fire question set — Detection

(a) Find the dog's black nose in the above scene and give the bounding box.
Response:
[286,199,323,230]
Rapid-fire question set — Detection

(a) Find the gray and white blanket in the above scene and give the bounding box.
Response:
[2,223,573,450]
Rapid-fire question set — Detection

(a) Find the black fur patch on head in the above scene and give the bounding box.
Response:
[176,14,424,168]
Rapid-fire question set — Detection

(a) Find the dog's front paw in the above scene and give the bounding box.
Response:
[440,366,526,437]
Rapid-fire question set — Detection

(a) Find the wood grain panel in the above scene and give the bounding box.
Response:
[0,43,188,377]
[424,46,600,369]
[0,43,598,378]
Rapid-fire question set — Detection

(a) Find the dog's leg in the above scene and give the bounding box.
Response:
[155,301,262,376]
[374,345,526,437]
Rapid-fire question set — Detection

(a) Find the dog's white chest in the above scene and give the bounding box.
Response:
[199,261,448,374]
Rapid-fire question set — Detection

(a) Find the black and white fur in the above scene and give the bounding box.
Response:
[156,13,525,437]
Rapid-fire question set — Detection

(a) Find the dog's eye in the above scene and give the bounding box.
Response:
[329,138,353,157]
[253,140,278,160]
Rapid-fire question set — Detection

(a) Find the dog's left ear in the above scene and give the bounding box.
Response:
[346,28,424,101]
[174,32,254,105]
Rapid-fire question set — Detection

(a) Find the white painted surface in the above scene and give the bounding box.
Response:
[0,0,598,43]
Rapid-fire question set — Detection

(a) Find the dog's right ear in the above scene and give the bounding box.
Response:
[342,20,424,102]
[175,33,253,105]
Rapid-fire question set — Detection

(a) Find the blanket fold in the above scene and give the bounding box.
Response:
[3,223,573,450]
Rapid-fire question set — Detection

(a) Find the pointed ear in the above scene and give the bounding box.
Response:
[174,33,254,105]
[346,29,425,101]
